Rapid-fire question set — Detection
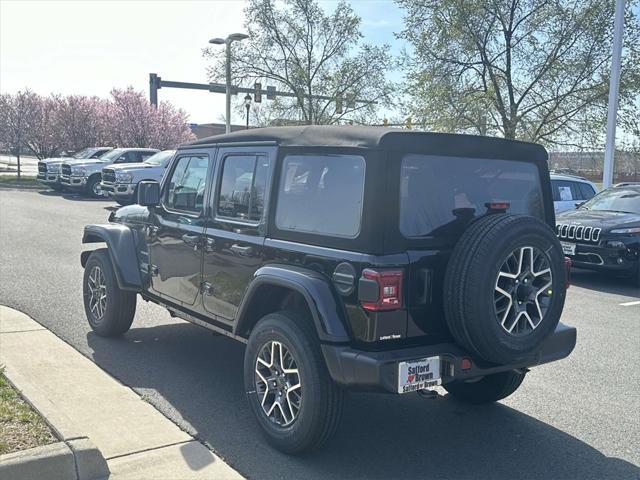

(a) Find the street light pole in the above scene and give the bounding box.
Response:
[209,33,249,134]
[603,0,625,188]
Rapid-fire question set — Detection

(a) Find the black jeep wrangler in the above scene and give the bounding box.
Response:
[80,126,576,453]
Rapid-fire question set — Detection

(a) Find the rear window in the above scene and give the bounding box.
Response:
[400,154,544,238]
[276,154,365,238]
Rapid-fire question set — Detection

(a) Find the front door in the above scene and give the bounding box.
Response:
[201,147,275,322]
[148,152,212,305]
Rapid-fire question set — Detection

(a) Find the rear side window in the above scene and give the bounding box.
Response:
[165,155,209,213]
[276,154,365,238]
[217,155,270,222]
[578,182,596,200]
[551,180,579,201]
[400,154,543,238]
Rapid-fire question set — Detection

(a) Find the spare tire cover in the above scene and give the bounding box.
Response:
[444,214,566,364]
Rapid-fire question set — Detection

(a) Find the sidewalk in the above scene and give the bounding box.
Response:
[0,306,243,479]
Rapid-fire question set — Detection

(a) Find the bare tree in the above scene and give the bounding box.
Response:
[397,0,640,145]
[204,0,393,125]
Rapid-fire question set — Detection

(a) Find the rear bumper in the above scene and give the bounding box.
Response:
[322,323,576,393]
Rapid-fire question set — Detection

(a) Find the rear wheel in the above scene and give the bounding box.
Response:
[83,249,136,336]
[244,311,344,454]
[444,371,526,404]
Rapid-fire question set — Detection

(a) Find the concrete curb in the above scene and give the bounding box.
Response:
[0,437,109,480]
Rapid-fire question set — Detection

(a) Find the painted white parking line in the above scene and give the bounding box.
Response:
[620,301,640,307]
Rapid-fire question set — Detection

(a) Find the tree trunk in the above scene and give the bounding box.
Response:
[16,151,21,181]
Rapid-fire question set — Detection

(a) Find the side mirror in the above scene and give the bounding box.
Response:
[138,181,160,207]
[575,201,584,208]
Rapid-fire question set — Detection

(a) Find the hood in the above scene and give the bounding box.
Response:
[62,159,106,168]
[40,157,69,164]
[557,209,640,230]
[104,163,157,173]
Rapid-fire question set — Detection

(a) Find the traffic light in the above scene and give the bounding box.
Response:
[266,85,276,100]
[405,117,412,129]
[336,94,343,114]
[254,82,262,103]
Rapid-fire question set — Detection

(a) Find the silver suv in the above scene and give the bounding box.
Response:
[60,148,159,197]
[101,150,175,205]
[37,147,113,191]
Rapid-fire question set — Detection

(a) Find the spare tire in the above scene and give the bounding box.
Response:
[444,214,566,364]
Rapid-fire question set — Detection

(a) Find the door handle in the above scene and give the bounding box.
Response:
[147,225,159,237]
[181,234,201,248]
[230,244,253,256]
[201,282,214,295]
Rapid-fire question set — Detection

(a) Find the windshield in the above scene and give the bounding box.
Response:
[97,149,125,162]
[144,150,175,166]
[72,148,94,159]
[580,187,640,214]
[400,154,544,238]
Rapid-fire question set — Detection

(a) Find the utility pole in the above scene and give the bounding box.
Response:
[603,0,625,188]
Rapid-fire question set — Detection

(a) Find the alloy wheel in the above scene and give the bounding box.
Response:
[494,246,553,335]
[87,265,107,321]
[255,340,302,427]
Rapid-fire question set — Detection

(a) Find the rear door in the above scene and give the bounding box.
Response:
[147,151,213,305]
[200,146,275,323]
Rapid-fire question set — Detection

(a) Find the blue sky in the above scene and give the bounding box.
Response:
[0,0,407,125]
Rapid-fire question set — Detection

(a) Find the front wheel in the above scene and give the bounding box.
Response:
[244,311,344,454]
[86,175,102,198]
[83,249,136,336]
[444,370,526,404]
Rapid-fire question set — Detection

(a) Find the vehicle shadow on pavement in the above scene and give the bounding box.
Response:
[86,321,639,480]
[570,269,639,298]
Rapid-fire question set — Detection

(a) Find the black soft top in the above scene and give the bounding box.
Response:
[182,125,547,160]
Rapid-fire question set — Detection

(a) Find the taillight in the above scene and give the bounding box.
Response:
[360,269,403,311]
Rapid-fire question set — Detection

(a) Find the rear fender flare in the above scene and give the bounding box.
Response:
[234,265,351,343]
[81,224,142,291]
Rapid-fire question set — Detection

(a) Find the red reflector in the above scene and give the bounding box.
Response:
[461,358,472,370]
[486,202,510,210]
[361,269,403,311]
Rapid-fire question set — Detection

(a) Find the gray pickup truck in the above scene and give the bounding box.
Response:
[37,147,113,191]
[100,150,175,205]
[60,148,159,197]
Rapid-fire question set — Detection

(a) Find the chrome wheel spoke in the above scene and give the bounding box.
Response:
[494,246,553,336]
[255,340,302,427]
[87,266,107,321]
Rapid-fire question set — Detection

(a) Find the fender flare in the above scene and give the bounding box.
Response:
[81,224,142,291]
[234,265,351,343]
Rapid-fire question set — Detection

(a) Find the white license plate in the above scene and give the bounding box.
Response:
[561,241,576,255]
[398,356,441,394]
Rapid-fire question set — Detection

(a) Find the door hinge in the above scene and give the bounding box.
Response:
[150,265,159,277]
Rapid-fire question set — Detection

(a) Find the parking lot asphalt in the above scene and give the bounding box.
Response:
[1,187,638,480]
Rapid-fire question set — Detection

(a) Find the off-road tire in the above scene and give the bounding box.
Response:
[86,175,102,198]
[244,311,344,454]
[444,214,566,364]
[83,249,136,336]
[444,370,526,404]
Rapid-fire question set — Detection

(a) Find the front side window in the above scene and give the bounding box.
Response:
[217,155,270,222]
[276,154,365,238]
[165,155,209,213]
[400,154,543,238]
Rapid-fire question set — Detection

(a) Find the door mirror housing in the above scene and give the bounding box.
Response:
[138,181,160,207]
[575,201,585,208]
